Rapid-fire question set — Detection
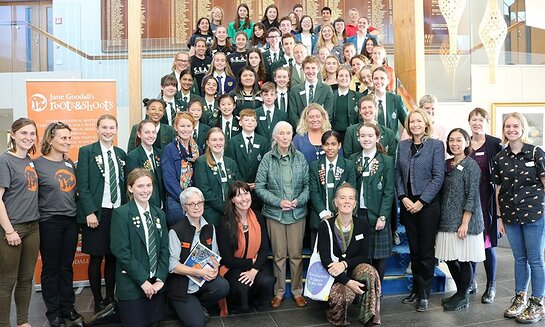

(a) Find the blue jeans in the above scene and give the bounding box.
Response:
[504,218,545,297]
[165,196,185,227]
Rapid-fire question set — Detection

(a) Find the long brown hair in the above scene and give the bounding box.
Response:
[204,127,225,167]
[9,118,38,155]
[358,122,386,153]
[222,181,252,247]
[134,119,155,148]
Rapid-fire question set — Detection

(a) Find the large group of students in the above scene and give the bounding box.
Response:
[1,4,544,327]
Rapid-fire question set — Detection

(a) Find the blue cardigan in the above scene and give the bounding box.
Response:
[395,138,445,204]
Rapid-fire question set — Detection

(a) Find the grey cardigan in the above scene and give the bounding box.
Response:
[395,138,445,204]
[439,157,484,235]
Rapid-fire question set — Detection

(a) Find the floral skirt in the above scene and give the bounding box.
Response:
[327,263,381,326]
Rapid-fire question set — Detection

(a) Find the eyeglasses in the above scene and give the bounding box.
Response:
[184,201,204,209]
[176,59,189,62]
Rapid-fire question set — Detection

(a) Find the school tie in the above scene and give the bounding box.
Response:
[288,58,294,67]
[299,67,304,81]
[193,129,198,141]
[273,52,277,62]
[144,211,157,275]
[208,104,213,112]
[280,93,286,113]
[217,162,229,201]
[168,102,175,124]
[377,100,385,126]
[363,157,370,173]
[327,163,335,211]
[266,109,272,129]
[149,153,156,172]
[225,121,231,140]
[107,150,118,203]
[246,136,253,154]
[183,96,188,104]
[308,84,314,103]
[217,75,223,94]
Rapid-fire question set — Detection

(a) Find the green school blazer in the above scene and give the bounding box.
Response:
[343,123,397,159]
[125,146,165,208]
[308,156,357,231]
[76,141,127,223]
[193,155,241,226]
[349,151,395,226]
[110,201,169,300]
[224,132,270,183]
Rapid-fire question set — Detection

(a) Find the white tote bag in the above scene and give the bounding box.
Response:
[303,221,338,301]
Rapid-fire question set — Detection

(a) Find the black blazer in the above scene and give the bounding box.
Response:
[318,217,369,285]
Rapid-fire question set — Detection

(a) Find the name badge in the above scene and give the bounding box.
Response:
[457,165,464,171]
[253,144,260,149]
[525,161,535,167]
[355,234,364,241]
[181,242,191,249]
[475,151,485,156]
[232,126,239,131]
[299,90,306,95]
[28,162,35,168]
[362,172,370,177]
[259,116,266,120]
[327,183,334,188]
[65,162,73,168]
[221,177,228,183]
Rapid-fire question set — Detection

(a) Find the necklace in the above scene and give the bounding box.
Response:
[412,142,423,152]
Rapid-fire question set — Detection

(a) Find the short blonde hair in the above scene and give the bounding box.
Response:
[404,108,434,140]
[296,103,332,135]
[502,112,530,144]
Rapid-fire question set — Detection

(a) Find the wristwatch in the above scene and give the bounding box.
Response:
[378,216,386,222]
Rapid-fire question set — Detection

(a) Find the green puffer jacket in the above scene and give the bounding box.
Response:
[255,145,309,223]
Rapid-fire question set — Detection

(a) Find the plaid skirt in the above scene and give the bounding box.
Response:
[327,263,381,326]
[360,209,393,259]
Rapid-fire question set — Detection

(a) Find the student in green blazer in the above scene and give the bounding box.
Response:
[193,127,241,226]
[343,96,397,158]
[309,130,357,246]
[159,74,185,126]
[210,94,242,144]
[330,67,362,140]
[372,66,408,139]
[255,82,288,142]
[110,169,169,327]
[201,75,220,125]
[176,68,206,112]
[349,123,395,283]
[288,56,333,127]
[76,114,126,315]
[186,99,211,150]
[126,120,164,209]
[127,99,175,153]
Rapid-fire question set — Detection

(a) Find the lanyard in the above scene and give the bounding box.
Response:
[336,218,353,253]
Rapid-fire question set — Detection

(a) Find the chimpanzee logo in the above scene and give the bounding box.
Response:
[55,169,76,192]
[25,166,38,192]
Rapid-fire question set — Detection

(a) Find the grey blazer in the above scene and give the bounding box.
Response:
[395,138,445,204]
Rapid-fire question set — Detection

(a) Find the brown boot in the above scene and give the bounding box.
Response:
[504,291,527,318]
[515,296,544,324]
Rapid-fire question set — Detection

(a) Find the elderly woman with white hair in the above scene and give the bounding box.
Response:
[255,121,310,309]
[166,187,229,327]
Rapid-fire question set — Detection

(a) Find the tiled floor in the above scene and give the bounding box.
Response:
[10,246,545,326]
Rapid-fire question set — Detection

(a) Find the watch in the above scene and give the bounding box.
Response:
[378,216,386,222]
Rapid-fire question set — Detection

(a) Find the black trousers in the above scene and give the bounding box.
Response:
[171,277,230,327]
[224,264,275,310]
[401,201,440,299]
[39,216,78,320]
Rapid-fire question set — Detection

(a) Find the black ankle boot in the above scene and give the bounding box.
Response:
[481,282,496,304]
